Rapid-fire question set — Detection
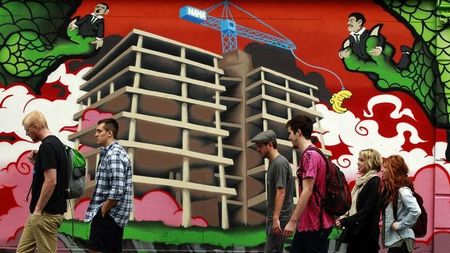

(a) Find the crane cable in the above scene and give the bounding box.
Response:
[229,1,291,46]
[205,2,223,13]
[229,1,352,113]
[290,50,352,113]
[207,1,352,113]
[228,1,342,87]
[290,50,345,90]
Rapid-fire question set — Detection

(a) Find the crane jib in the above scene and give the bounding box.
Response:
[179,4,296,53]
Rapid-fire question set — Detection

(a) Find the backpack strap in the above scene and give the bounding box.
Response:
[26,185,32,202]
[391,193,405,240]
[392,186,412,220]
[64,145,72,196]
[302,145,329,200]
[301,145,328,230]
[392,186,416,240]
[393,192,398,221]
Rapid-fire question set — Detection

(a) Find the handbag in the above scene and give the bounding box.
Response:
[327,222,350,242]
[338,226,350,243]
[328,226,342,240]
[328,226,349,253]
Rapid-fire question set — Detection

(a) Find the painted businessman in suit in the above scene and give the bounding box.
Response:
[69,2,110,50]
[339,12,384,61]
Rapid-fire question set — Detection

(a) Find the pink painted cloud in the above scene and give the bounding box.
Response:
[134,190,208,227]
[73,189,208,227]
[80,109,113,130]
[72,198,90,220]
[0,151,34,246]
[412,165,450,244]
[57,109,113,135]
[58,109,113,152]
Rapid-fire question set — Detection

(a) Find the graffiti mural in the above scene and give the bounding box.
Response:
[0,0,449,252]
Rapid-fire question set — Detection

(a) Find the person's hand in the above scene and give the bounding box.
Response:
[272,218,282,236]
[335,215,346,228]
[339,49,351,58]
[391,222,399,231]
[101,205,108,217]
[91,39,104,50]
[335,219,342,228]
[283,220,296,238]
[68,20,77,31]
[369,47,382,56]
[28,150,38,164]
[33,209,42,215]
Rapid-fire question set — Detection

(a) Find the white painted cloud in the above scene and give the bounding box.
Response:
[316,94,450,180]
[364,94,415,120]
[0,64,90,165]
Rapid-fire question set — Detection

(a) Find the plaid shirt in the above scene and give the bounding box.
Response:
[85,141,133,228]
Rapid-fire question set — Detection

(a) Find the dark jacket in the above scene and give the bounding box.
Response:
[75,14,105,38]
[341,176,381,253]
[348,29,385,61]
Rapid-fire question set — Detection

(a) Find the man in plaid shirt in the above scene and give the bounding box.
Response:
[85,118,132,253]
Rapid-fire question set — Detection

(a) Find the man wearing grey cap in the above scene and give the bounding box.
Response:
[251,130,294,253]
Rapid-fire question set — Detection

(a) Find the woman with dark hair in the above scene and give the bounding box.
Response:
[381,155,421,253]
[336,149,383,253]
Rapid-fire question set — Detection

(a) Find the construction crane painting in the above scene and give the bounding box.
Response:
[179,2,295,54]
[179,1,352,114]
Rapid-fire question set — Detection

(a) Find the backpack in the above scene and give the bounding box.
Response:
[412,192,428,237]
[303,146,352,216]
[64,145,86,199]
[393,188,428,237]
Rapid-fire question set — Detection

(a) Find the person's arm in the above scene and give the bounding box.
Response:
[339,38,351,58]
[101,199,118,217]
[96,21,105,39]
[392,187,421,230]
[101,152,126,216]
[74,15,89,27]
[69,15,88,31]
[90,20,105,50]
[272,187,286,236]
[34,169,57,214]
[340,177,380,228]
[369,32,385,56]
[283,178,314,237]
[376,34,385,49]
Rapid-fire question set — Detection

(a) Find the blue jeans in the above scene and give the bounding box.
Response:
[289,228,331,253]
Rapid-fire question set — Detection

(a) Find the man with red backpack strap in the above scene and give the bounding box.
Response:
[283,115,334,253]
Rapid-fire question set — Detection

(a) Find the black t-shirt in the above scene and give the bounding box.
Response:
[30,135,67,214]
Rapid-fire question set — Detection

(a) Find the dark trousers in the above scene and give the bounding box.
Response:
[289,229,331,253]
[346,233,379,253]
[265,219,289,253]
[388,241,410,253]
[88,210,124,253]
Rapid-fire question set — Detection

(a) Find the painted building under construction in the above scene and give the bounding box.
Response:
[69,29,327,229]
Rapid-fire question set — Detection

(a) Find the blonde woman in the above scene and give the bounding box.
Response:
[336,149,383,253]
[381,155,421,253]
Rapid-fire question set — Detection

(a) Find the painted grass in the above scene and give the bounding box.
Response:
[59,220,266,248]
